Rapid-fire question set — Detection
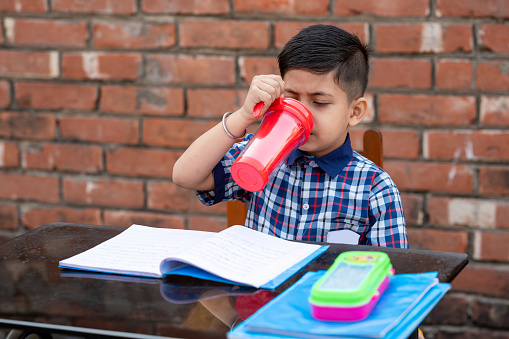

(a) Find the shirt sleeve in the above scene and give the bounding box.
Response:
[366,170,408,249]
[194,135,252,206]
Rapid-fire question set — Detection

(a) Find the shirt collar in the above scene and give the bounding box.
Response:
[287,134,353,177]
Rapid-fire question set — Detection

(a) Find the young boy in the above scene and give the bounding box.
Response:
[173,25,408,248]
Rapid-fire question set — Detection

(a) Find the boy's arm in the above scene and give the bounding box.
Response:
[172,75,285,191]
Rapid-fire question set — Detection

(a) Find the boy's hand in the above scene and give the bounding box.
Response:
[240,75,285,121]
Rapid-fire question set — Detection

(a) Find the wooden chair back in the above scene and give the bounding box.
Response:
[226,128,383,227]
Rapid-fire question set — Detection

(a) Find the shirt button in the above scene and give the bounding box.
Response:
[303,203,309,210]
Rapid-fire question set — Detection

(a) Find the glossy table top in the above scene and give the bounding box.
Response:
[0,223,468,338]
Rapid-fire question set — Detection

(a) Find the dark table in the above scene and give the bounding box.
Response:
[0,223,468,339]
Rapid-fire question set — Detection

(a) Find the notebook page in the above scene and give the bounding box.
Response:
[160,225,321,288]
[59,225,211,277]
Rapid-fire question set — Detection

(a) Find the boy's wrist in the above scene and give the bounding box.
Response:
[222,112,246,140]
[222,110,252,140]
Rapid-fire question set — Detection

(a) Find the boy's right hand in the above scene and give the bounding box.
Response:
[239,74,285,122]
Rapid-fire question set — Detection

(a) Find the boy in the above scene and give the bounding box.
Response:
[173,25,408,248]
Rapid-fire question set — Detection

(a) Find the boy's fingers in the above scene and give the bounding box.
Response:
[255,82,279,100]
[248,75,285,117]
[258,75,284,90]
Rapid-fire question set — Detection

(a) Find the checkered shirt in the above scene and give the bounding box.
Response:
[195,134,408,248]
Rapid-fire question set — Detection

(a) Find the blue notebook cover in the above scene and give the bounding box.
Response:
[228,271,450,339]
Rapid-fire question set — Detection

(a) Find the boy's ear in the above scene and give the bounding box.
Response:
[348,97,368,127]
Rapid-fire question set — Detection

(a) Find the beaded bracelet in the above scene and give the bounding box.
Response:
[222,111,246,141]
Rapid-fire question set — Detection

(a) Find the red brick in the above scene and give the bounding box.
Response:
[63,52,142,81]
[181,20,269,49]
[0,112,56,140]
[426,130,509,161]
[187,89,246,118]
[5,18,88,47]
[0,50,58,78]
[378,94,476,126]
[147,182,192,212]
[437,0,509,18]
[334,0,429,17]
[379,128,420,159]
[497,203,509,229]
[443,25,473,52]
[274,22,368,49]
[400,193,424,225]
[23,143,103,173]
[15,82,97,110]
[424,294,468,326]
[472,298,509,329]
[0,81,9,108]
[481,96,509,126]
[101,86,184,116]
[428,196,454,227]
[93,21,175,49]
[0,0,47,13]
[60,117,139,145]
[479,24,509,53]
[239,57,279,83]
[142,0,229,14]
[52,0,136,14]
[0,173,59,203]
[376,23,472,53]
[479,167,509,195]
[145,54,235,85]
[103,210,185,229]
[0,141,19,168]
[407,228,468,252]
[234,0,328,15]
[474,231,509,262]
[437,59,473,90]
[188,216,227,232]
[63,178,144,208]
[428,196,498,228]
[452,264,509,298]
[22,207,101,230]
[0,205,18,230]
[477,61,509,91]
[106,147,179,177]
[143,118,216,147]
[385,160,473,193]
[371,58,431,89]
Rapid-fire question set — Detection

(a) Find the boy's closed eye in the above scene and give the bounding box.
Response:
[313,101,329,107]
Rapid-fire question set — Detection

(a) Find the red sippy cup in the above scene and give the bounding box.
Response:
[231,98,314,192]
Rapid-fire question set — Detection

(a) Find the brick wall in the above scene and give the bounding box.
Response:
[1,0,508,337]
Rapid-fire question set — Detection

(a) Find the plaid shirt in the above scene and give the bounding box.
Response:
[196,134,408,248]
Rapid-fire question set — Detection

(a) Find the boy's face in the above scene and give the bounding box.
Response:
[283,69,367,158]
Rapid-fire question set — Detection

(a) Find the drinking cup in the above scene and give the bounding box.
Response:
[231,98,314,192]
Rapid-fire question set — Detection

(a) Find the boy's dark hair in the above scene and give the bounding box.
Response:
[278,24,370,103]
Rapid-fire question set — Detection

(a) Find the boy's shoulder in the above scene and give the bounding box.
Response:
[351,150,399,191]
[351,150,382,171]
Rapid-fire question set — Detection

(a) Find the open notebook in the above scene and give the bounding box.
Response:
[59,224,328,289]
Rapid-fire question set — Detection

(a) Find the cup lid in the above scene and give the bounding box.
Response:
[267,98,314,137]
